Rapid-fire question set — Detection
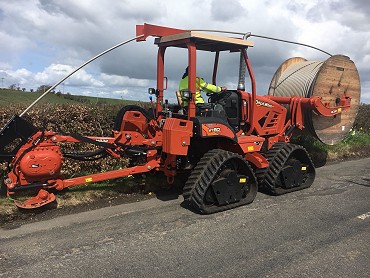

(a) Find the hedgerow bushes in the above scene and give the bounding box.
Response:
[0,103,119,136]
[0,103,135,176]
[0,102,369,176]
[353,103,370,133]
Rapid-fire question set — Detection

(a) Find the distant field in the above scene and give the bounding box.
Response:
[0,89,140,106]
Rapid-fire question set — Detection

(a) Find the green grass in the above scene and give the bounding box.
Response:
[0,196,17,218]
[0,89,76,105]
[341,131,370,146]
[292,132,370,166]
[0,89,141,106]
[0,175,161,223]
[294,132,370,151]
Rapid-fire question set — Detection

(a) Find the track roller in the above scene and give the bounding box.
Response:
[256,143,315,195]
[183,149,257,214]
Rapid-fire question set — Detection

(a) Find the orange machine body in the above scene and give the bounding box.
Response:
[0,23,351,210]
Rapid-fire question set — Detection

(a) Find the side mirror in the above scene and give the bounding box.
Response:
[163,77,168,90]
[181,90,191,100]
[148,88,156,95]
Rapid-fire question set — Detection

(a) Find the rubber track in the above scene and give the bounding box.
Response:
[183,149,257,214]
[255,142,315,195]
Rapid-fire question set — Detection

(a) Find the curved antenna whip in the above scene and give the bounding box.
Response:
[249,34,332,56]
[190,29,332,56]
[20,34,144,117]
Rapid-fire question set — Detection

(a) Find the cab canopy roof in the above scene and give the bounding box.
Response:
[154,30,254,52]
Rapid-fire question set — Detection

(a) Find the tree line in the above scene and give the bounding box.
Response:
[6,84,59,94]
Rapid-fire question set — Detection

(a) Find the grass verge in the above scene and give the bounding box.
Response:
[292,132,370,166]
[0,174,170,225]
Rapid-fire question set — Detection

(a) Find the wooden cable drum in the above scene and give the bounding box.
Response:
[268,55,361,145]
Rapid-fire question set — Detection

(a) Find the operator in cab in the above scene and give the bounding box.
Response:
[179,67,227,109]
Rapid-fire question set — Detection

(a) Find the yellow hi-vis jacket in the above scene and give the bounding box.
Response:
[179,76,223,106]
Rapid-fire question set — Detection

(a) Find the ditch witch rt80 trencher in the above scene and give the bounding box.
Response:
[0,24,361,214]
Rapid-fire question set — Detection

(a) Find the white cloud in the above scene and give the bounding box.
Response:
[360,81,370,103]
[0,31,33,53]
[100,74,150,87]
[0,62,12,71]
[34,64,104,87]
[0,68,33,87]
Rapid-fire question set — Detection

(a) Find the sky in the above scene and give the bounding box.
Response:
[0,0,369,103]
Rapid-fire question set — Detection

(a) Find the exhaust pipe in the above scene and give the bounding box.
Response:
[237,32,251,91]
[237,52,247,91]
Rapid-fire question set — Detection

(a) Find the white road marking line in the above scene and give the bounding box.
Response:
[357,212,370,220]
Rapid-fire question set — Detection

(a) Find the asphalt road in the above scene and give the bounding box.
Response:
[1,157,369,278]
